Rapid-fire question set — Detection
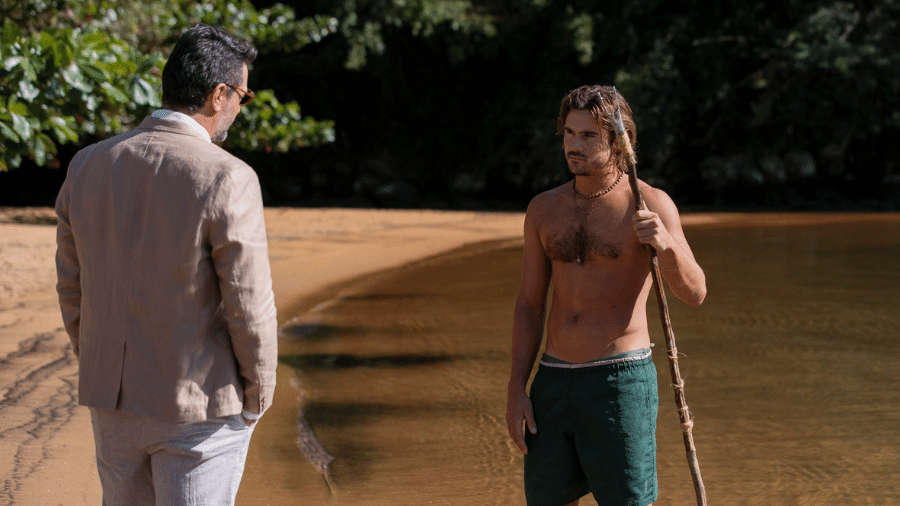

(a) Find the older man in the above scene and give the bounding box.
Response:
[506,85,706,506]
[55,24,277,506]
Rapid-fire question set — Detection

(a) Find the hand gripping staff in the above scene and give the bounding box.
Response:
[598,88,708,506]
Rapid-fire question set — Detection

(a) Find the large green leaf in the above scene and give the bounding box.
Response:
[7,99,28,116]
[105,60,136,76]
[19,57,37,81]
[78,62,108,82]
[83,32,108,45]
[18,80,40,101]
[135,55,155,74]
[0,20,20,46]
[39,32,56,51]
[8,153,21,169]
[101,82,129,103]
[49,116,79,143]
[33,134,47,165]
[0,120,20,142]
[61,64,93,93]
[9,112,31,142]
[54,42,75,68]
[2,56,23,71]
[84,94,102,112]
[131,77,156,105]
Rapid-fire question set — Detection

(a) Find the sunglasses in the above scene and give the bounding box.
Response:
[225,83,255,106]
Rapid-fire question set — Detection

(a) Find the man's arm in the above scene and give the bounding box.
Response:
[506,199,551,454]
[55,175,81,357]
[633,186,706,306]
[210,166,279,423]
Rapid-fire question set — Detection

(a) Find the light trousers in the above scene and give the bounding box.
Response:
[89,408,255,506]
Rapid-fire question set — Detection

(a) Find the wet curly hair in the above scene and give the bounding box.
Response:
[557,85,638,173]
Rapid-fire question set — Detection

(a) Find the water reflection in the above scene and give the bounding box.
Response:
[241,217,900,506]
[280,353,456,369]
[662,220,900,506]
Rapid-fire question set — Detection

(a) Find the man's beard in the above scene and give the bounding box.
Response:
[566,152,593,175]
[211,127,229,143]
[211,103,237,143]
[566,150,613,176]
[567,161,591,176]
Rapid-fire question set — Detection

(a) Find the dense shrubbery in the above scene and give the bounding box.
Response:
[0,0,336,172]
[2,0,899,209]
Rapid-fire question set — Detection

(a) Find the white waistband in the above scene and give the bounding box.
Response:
[539,349,652,369]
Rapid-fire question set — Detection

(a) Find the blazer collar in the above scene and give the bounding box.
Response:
[136,116,214,143]
[150,109,212,142]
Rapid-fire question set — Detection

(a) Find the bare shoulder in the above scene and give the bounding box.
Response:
[527,183,570,213]
[524,183,569,228]
[637,180,681,220]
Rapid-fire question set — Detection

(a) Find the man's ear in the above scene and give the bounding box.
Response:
[208,83,229,114]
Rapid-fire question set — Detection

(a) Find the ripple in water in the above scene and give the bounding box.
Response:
[241,218,900,506]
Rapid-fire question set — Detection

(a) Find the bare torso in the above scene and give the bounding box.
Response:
[535,180,653,362]
[507,100,705,463]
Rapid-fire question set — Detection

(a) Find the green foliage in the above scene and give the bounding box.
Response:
[328,0,499,69]
[616,0,900,187]
[272,0,899,208]
[3,0,899,207]
[0,0,336,171]
[78,1,337,54]
[230,90,335,152]
[283,0,628,197]
[0,0,71,34]
[326,0,604,69]
[0,19,154,170]
[566,10,595,66]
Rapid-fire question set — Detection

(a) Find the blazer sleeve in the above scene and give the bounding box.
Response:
[55,170,82,358]
[209,165,278,416]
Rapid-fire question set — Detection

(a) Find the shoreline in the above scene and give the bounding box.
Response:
[2,207,899,505]
[0,206,526,506]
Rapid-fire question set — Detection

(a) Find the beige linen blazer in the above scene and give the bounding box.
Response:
[55,117,278,423]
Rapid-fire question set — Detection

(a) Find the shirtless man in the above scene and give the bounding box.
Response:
[505,85,706,506]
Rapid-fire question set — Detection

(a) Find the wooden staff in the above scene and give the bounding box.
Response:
[599,88,707,506]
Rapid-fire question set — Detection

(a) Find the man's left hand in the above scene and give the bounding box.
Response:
[633,209,671,252]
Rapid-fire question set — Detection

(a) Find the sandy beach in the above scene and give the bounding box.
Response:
[2,207,897,505]
[0,206,525,506]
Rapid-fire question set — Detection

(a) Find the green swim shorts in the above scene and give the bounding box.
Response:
[524,349,658,506]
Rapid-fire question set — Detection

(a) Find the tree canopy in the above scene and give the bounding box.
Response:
[2,0,898,209]
[252,0,898,209]
[0,0,336,171]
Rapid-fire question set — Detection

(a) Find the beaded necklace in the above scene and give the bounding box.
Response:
[572,170,627,199]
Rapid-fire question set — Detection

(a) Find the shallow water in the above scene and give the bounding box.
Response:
[240,218,900,506]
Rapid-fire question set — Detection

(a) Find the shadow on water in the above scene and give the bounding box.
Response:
[280,322,438,342]
[280,353,456,370]
[303,400,478,488]
[304,401,418,428]
[280,324,367,341]
[340,292,440,301]
[242,217,900,506]
[303,400,469,428]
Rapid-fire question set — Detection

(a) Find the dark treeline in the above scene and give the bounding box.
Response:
[3,0,899,210]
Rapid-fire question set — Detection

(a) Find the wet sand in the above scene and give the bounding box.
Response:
[0,206,524,506]
[1,208,897,505]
